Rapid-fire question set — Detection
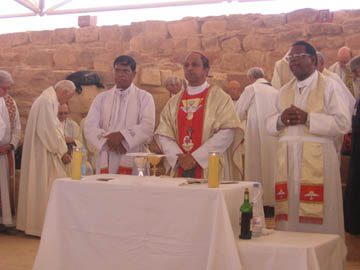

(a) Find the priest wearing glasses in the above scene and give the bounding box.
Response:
[266,41,351,239]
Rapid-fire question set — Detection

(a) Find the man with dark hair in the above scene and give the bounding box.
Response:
[156,51,243,180]
[84,55,155,174]
[266,41,351,239]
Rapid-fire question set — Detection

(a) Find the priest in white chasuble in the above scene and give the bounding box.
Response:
[236,67,278,208]
[0,70,21,229]
[16,80,76,237]
[266,41,351,240]
[156,51,244,180]
[84,55,155,175]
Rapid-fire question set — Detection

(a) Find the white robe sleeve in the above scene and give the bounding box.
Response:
[192,129,234,169]
[36,97,68,156]
[0,100,6,141]
[158,136,183,168]
[266,92,283,137]
[236,85,254,121]
[271,62,282,90]
[10,101,21,149]
[120,92,155,150]
[309,81,351,136]
[84,94,107,152]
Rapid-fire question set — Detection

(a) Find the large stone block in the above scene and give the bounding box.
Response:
[168,20,199,38]
[227,14,263,31]
[0,32,29,47]
[346,34,360,50]
[201,20,227,34]
[99,25,123,41]
[29,30,53,45]
[278,29,306,43]
[307,23,343,37]
[243,34,276,51]
[25,49,54,67]
[53,28,76,44]
[143,21,168,38]
[287,8,318,24]
[12,67,55,90]
[201,35,220,51]
[173,39,187,51]
[78,15,97,28]
[263,14,286,28]
[343,18,360,35]
[219,53,247,71]
[75,27,99,43]
[139,66,162,86]
[221,37,241,52]
[187,37,202,51]
[53,46,81,69]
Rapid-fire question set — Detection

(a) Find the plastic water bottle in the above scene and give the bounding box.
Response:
[251,183,265,237]
[81,146,87,179]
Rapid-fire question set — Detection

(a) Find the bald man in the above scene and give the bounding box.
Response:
[329,47,355,96]
[225,80,243,102]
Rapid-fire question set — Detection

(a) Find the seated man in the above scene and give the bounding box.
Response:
[156,51,243,180]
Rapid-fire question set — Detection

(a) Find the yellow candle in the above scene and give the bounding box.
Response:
[208,152,219,188]
[71,147,82,180]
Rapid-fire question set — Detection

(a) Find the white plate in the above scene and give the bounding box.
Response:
[146,154,166,158]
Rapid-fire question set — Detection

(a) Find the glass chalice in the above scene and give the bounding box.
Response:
[134,156,148,176]
[147,154,164,176]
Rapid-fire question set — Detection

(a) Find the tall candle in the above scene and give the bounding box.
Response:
[208,152,219,188]
[71,147,82,180]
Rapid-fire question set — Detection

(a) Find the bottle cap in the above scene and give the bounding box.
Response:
[253,183,260,188]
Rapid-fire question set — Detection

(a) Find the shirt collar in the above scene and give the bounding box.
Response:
[116,83,132,96]
[187,81,209,95]
[296,70,317,89]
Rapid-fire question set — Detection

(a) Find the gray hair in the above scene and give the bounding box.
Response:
[164,75,182,87]
[54,80,76,94]
[247,67,265,79]
[316,51,325,64]
[0,70,14,84]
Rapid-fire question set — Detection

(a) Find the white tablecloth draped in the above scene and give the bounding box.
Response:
[34,176,253,270]
[237,230,347,270]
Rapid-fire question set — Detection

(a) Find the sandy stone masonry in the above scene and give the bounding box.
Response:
[0,8,360,138]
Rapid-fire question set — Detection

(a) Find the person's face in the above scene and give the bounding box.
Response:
[58,104,69,122]
[166,81,182,95]
[113,63,136,89]
[338,52,351,69]
[183,53,209,86]
[355,68,360,78]
[0,81,11,97]
[226,81,242,101]
[288,45,316,81]
[57,89,74,105]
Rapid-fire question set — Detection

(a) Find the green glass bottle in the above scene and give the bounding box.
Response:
[239,188,252,239]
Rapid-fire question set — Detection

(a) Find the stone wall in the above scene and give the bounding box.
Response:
[1,8,360,137]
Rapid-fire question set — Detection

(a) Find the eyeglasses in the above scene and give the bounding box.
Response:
[286,53,311,62]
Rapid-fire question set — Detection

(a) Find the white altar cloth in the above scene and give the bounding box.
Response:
[34,176,253,270]
[238,230,346,270]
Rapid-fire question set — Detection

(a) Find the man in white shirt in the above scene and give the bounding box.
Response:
[0,70,21,232]
[156,51,243,180]
[236,67,278,208]
[266,41,351,239]
[84,55,155,175]
[17,80,75,236]
[329,47,356,97]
